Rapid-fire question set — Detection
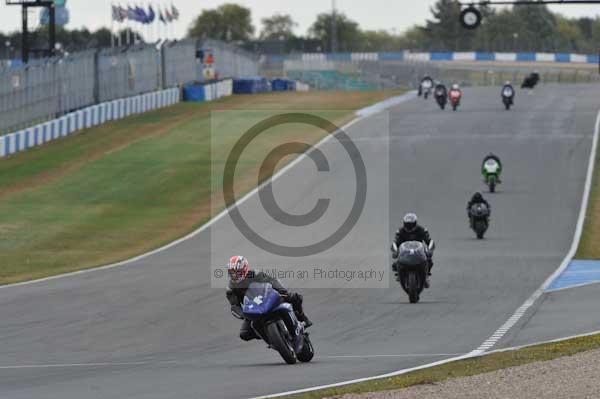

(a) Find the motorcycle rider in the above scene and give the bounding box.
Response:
[226,255,312,341]
[449,83,462,97]
[434,82,447,100]
[466,192,491,228]
[418,75,433,96]
[482,152,503,183]
[391,213,435,287]
[502,81,515,100]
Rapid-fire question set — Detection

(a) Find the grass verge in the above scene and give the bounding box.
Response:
[281,333,600,399]
[0,90,403,285]
[577,128,600,258]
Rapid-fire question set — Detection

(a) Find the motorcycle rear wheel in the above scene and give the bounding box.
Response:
[266,321,297,364]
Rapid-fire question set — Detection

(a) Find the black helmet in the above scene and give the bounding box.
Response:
[473,192,483,201]
[403,213,418,232]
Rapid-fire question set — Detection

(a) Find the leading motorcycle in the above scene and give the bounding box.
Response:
[469,203,490,239]
[392,241,435,304]
[419,77,434,99]
[232,282,314,364]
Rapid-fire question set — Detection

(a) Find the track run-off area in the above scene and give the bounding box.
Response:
[0,84,598,399]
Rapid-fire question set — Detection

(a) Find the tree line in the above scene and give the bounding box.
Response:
[188,1,600,54]
[2,0,600,59]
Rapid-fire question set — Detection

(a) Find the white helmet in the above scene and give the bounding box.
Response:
[452,83,459,90]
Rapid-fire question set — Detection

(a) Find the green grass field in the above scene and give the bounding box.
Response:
[0,90,403,285]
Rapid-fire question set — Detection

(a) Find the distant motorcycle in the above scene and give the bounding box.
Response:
[521,72,540,89]
[232,282,314,364]
[434,84,448,110]
[469,203,490,239]
[449,89,461,111]
[419,77,434,99]
[482,157,501,193]
[392,241,435,304]
[501,85,515,110]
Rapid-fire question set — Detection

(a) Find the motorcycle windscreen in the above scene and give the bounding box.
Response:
[471,203,489,217]
[398,241,427,266]
[483,159,499,173]
[242,282,281,316]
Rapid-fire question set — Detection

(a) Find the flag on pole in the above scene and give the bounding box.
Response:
[147,5,155,23]
[171,4,179,20]
[112,5,121,22]
[159,8,166,24]
[135,5,148,23]
[165,7,173,23]
[127,5,137,21]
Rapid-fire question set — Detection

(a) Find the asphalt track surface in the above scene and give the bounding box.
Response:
[502,283,600,348]
[0,85,598,399]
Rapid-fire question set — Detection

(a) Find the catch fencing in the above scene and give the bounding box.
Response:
[279,55,600,91]
[0,39,260,135]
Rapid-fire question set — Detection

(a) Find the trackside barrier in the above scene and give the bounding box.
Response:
[0,87,179,158]
[182,79,233,102]
[267,51,600,65]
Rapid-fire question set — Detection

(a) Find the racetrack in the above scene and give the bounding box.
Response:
[0,84,598,399]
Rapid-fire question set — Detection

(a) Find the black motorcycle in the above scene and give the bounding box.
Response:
[392,241,435,303]
[434,84,448,110]
[501,86,514,110]
[469,203,490,239]
[521,72,540,89]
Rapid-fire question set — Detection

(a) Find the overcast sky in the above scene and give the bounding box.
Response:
[0,0,599,39]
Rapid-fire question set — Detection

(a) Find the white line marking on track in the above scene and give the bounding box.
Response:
[469,107,600,356]
[320,353,462,359]
[0,92,416,291]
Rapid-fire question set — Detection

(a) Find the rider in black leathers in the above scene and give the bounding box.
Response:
[392,213,434,286]
[226,257,312,341]
[466,192,491,228]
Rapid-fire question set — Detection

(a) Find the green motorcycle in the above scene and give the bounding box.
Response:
[482,157,502,193]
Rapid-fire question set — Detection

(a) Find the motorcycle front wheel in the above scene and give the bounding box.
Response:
[297,334,315,362]
[407,272,420,304]
[266,320,297,364]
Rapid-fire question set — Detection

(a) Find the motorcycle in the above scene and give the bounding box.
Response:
[449,89,461,111]
[482,158,501,193]
[392,241,435,304]
[521,72,540,89]
[232,282,314,364]
[502,86,514,110]
[469,203,490,239]
[419,77,434,99]
[434,84,448,110]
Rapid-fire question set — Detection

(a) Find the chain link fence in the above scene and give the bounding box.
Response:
[201,39,259,79]
[0,38,260,135]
